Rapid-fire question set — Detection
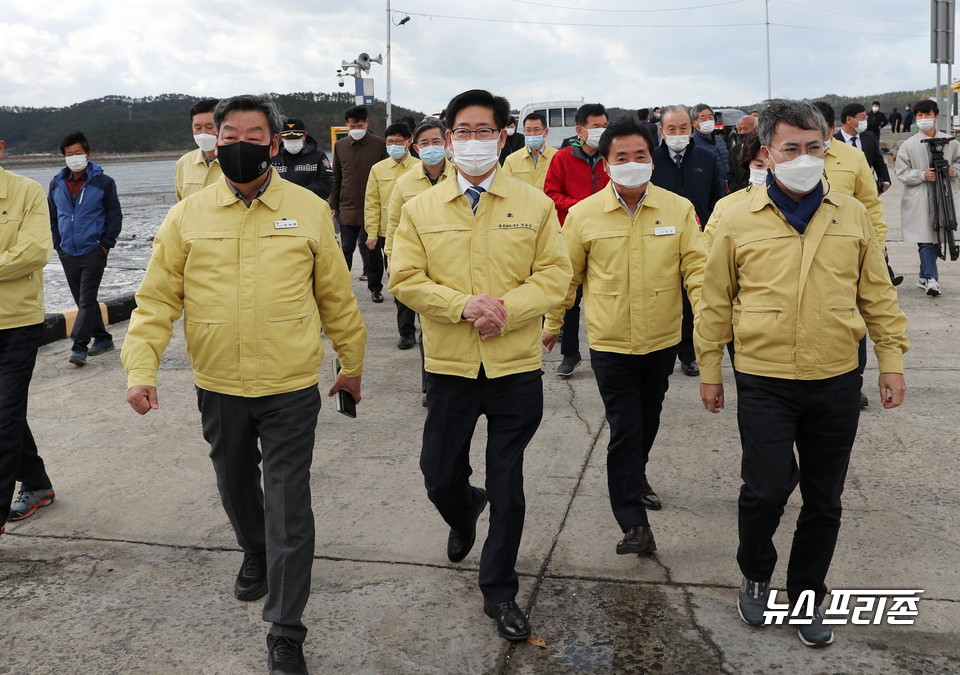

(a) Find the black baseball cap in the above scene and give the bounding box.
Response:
[280,118,306,137]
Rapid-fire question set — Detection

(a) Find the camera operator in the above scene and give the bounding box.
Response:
[894,100,960,296]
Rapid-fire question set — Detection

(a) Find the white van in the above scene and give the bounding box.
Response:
[517,100,584,149]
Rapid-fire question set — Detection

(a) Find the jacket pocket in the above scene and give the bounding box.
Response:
[584,280,624,343]
[260,301,321,383]
[183,305,237,380]
[818,299,865,364]
[733,305,792,363]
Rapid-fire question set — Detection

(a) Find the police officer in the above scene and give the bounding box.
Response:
[543,117,706,553]
[389,89,571,643]
[696,99,909,648]
[272,117,334,199]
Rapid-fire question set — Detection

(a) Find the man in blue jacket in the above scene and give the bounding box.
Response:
[48,131,122,366]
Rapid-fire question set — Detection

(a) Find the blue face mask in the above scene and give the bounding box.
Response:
[418,145,446,166]
[525,134,544,150]
[387,144,408,160]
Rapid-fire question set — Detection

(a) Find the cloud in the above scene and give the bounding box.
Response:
[0,0,944,115]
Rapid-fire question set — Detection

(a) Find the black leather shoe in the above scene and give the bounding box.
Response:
[483,599,531,641]
[397,334,416,350]
[267,634,307,674]
[235,552,268,601]
[616,525,657,555]
[680,361,699,376]
[371,291,384,303]
[640,479,662,511]
[447,488,487,562]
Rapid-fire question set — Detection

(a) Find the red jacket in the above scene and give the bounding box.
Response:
[543,145,610,224]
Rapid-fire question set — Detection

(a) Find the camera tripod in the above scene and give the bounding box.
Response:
[921,136,960,261]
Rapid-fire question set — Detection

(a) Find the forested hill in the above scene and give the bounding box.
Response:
[0,92,426,156]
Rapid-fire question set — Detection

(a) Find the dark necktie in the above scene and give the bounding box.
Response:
[674,154,683,169]
[851,135,858,149]
[466,185,486,214]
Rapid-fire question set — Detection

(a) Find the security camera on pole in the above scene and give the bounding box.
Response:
[336,52,383,107]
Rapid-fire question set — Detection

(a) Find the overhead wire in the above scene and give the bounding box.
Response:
[510,0,747,12]
[777,0,926,25]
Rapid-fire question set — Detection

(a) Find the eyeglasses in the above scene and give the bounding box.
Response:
[450,127,500,141]
[416,139,446,148]
[524,128,545,135]
[767,142,825,161]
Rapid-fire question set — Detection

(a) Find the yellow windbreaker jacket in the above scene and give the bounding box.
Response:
[174,149,223,202]
[502,144,558,190]
[122,170,366,396]
[824,139,887,243]
[695,187,909,384]
[364,154,420,239]
[544,183,706,354]
[384,161,456,258]
[389,170,572,379]
[0,168,53,329]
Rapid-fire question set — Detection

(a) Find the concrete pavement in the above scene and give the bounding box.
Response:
[3,179,960,674]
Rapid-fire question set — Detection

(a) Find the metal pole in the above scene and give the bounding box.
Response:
[938,62,943,133]
[386,0,392,125]
[765,0,772,98]
[949,62,954,132]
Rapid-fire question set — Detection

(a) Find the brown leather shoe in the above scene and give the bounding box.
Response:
[616,525,657,555]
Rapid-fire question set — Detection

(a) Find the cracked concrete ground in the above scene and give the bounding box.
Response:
[3,180,959,674]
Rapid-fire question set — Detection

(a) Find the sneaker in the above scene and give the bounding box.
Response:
[68,350,87,366]
[917,277,928,290]
[926,278,941,296]
[88,339,115,356]
[859,391,869,408]
[795,606,834,648]
[557,352,581,378]
[737,576,770,627]
[235,552,268,601]
[8,488,56,522]
[267,634,307,674]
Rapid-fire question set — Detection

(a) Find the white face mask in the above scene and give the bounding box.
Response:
[348,128,367,141]
[65,154,88,172]
[769,152,824,193]
[855,120,868,134]
[699,120,715,134]
[607,161,652,189]
[824,138,832,150]
[194,133,217,152]
[584,127,605,149]
[664,134,690,153]
[749,167,768,188]
[918,118,936,132]
[283,139,305,154]
[451,139,500,177]
[505,127,516,137]
[872,106,880,113]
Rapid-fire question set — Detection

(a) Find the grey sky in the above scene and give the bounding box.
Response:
[0,0,943,115]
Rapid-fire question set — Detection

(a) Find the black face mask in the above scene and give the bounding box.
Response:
[217,141,272,184]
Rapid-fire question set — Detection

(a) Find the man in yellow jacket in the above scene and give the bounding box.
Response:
[696,100,909,648]
[543,118,706,556]
[173,98,223,201]
[363,121,420,305]
[814,101,896,409]
[389,89,572,643]
[122,95,366,675]
[0,137,55,533]
[502,112,557,190]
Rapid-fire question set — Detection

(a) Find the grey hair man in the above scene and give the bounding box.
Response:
[697,99,909,648]
[122,94,367,674]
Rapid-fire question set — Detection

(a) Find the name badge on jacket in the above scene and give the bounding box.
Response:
[654,226,676,236]
[275,219,298,229]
